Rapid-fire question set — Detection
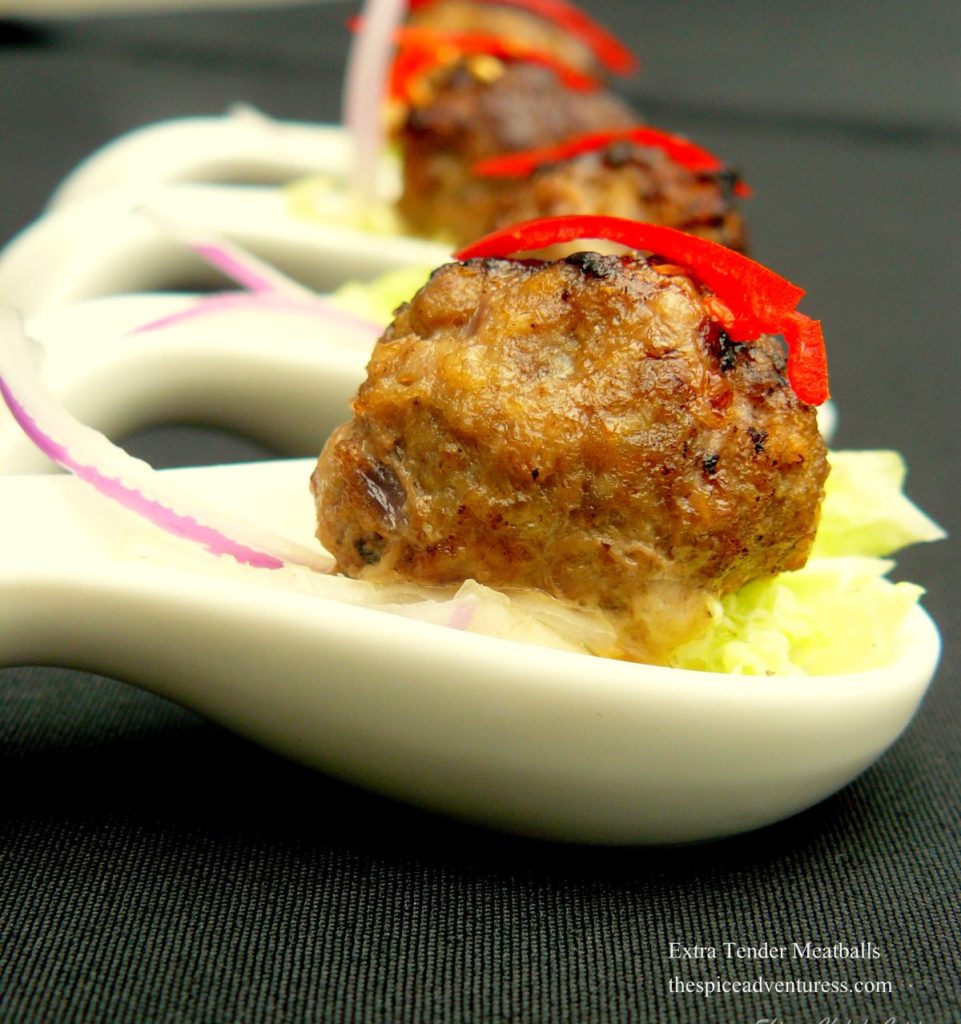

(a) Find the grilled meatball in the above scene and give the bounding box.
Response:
[397,59,636,242]
[407,0,598,75]
[478,141,749,253]
[312,254,828,663]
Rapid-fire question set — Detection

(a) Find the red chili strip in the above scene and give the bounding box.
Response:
[454,215,828,405]
[388,43,446,102]
[390,25,599,93]
[406,0,638,74]
[473,126,752,197]
[781,312,830,406]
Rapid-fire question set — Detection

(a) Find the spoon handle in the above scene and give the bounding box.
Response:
[48,115,350,209]
[0,295,373,474]
[0,182,450,316]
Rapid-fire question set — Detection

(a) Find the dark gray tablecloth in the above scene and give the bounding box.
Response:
[1,4,959,1021]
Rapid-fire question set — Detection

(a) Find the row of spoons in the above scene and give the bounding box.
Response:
[0,112,940,843]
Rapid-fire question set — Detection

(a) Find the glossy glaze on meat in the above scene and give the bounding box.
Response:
[312,254,828,662]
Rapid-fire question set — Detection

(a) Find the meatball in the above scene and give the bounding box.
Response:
[397,59,636,242]
[312,254,828,663]
[407,0,598,76]
[477,141,749,253]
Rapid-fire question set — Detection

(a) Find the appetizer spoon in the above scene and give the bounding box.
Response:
[0,458,940,845]
[0,113,453,314]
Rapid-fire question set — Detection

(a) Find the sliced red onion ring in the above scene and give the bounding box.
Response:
[342,0,408,210]
[128,212,383,340]
[137,208,316,299]
[127,291,382,340]
[0,308,333,573]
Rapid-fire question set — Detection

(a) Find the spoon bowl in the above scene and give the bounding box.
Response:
[0,460,940,844]
[0,112,932,842]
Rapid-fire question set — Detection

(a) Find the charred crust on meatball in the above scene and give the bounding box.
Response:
[705,325,752,373]
[747,426,768,455]
[564,250,620,278]
[355,535,386,565]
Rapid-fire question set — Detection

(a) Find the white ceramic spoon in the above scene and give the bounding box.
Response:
[0,458,940,844]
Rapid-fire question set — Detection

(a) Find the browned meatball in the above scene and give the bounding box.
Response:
[397,59,636,242]
[478,141,749,253]
[312,254,828,663]
[407,0,598,75]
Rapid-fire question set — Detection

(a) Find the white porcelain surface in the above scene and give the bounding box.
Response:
[0,111,924,843]
[0,460,940,844]
[0,183,449,314]
[0,295,374,473]
[47,114,353,208]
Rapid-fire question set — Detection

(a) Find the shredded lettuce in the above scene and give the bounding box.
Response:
[285,172,405,236]
[668,557,924,675]
[330,264,434,325]
[811,449,945,558]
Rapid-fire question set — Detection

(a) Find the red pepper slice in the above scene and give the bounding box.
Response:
[388,41,449,102]
[390,25,599,95]
[454,215,829,405]
[781,312,829,407]
[406,0,638,75]
[472,126,752,197]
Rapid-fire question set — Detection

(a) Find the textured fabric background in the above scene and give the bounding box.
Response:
[1,3,959,1022]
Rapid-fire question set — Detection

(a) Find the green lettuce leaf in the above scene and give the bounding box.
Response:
[812,449,945,558]
[331,264,434,326]
[669,557,924,675]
